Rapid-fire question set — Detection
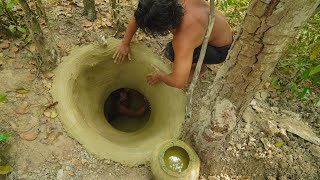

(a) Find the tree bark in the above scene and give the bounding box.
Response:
[83,0,96,21]
[19,0,57,70]
[189,0,320,153]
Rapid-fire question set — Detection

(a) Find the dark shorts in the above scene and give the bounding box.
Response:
[164,42,231,64]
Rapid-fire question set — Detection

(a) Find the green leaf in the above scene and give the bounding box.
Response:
[312,75,320,85]
[16,88,30,94]
[10,0,18,4]
[8,25,15,33]
[310,44,320,61]
[24,35,32,44]
[298,87,311,99]
[0,133,10,141]
[221,0,228,10]
[0,93,8,103]
[274,141,284,147]
[271,78,279,86]
[301,69,311,79]
[6,2,14,9]
[0,165,13,175]
[17,26,26,33]
[309,64,320,76]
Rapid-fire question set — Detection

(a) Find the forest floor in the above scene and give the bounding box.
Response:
[0,0,319,179]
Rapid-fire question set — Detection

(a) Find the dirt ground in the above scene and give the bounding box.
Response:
[0,0,319,179]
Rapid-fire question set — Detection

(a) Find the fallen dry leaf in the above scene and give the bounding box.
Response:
[106,13,112,20]
[68,1,77,6]
[44,109,58,118]
[66,13,73,18]
[42,80,52,89]
[82,21,93,27]
[44,110,51,118]
[29,43,37,52]
[7,51,16,58]
[106,21,112,27]
[16,94,26,98]
[14,101,28,114]
[42,71,55,78]
[44,101,58,108]
[20,131,38,141]
[30,68,37,73]
[137,35,143,41]
[16,88,30,94]
[0,40,10,49]
[10,46,19,53]
[50,110,58,118]
[47,131,60,143]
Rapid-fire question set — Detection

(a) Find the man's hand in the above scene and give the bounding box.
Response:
[113,43,132,64]
[147,64,165,85]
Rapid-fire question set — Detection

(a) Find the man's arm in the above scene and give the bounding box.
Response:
[147,27,202,88]
[147,38,195,88]
[121,16,138,45]
[160,40,194,88]
[118,103,147,117]
[113,16,138,64]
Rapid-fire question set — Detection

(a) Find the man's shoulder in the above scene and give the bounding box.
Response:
[172,21,204,48]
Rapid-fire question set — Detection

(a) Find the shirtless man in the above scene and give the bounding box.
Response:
[113,0,233,89]
[105,88,149,120]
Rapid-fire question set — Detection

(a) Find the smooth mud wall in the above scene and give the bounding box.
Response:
[52,38,186,166]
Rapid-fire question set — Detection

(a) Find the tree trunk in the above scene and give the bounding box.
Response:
[189,0,320,153]
[19,0,57,70]
[83,0,96,21]
[110,0,124,33]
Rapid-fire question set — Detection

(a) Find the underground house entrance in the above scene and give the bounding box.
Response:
[52,38,187,166]
[104,88,151,132]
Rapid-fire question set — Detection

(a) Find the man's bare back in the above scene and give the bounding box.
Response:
[173,0,233,48]
[113,0,233,88]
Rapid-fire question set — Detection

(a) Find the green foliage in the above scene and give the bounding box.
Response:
[223,1,319,101]
[218,0,249,11]
[8,24,26,34]
[273,12,320,100]
[274,140,284,147]
[217,0,249,29]
[0,0,27,36]
[24,35,32,44]
[0,133,12,175]
[0,93,8,103]
[0,134,10,141]
[0,165,13,175]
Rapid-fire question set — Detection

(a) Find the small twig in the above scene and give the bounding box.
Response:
[34,0,49,24]
[185,0,216,121]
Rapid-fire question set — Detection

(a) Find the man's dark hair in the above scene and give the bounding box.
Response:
[134,0,184,36]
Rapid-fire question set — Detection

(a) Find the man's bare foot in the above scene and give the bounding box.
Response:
[188,64,208,83]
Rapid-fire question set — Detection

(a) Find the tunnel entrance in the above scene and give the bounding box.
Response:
[104,88,151,132]
[52,38,187,165]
